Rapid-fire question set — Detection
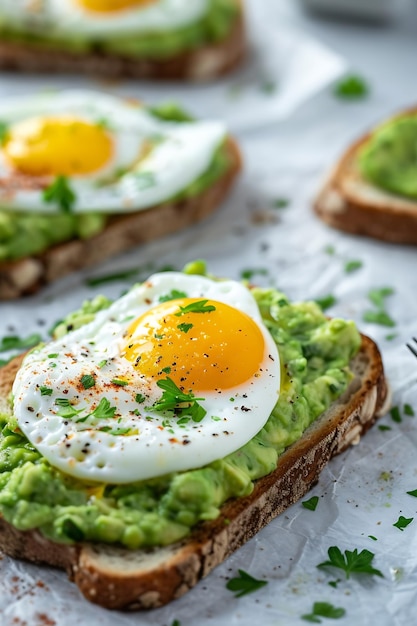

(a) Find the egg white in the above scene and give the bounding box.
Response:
[12,273,280,484]
[0,90,227,214]
[0,0,210,37]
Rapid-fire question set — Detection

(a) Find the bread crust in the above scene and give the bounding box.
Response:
[314,110,417,245]
[0,137,242,300]
[0,3,246,81]
[0,334,389,610]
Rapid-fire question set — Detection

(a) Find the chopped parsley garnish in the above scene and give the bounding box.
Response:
[100,426,131,436]
[404,404,415,416]
[368,287,394,308]
[0,333,42,353]
[171,620,181,626]
[159,289,187,303]
[111,378,129,387]
[175,300,216,316]
[385,333,397,341]
[151,377,206,423]
[226,569,268,598]
[315,295,337,311]
[98,360,107,369]
[81,374,96,389]
[240,268,268,280]
[161,366,171,374]
[302,496,319,511]
[43,175,76,213]
[363,311,396,327]
[390,406,401,423]
[91,397,117,420]
[302,602,346,623]
[378,425,392,432]
[48,353,59,359]
[135,393,145,404]
[134,171,156,190]
[0,120,9,145]
[272,198,289,209]
[368,536,378,541]
[333,74,369,99]
[40,386,53,396]
[344,260,363,273]
[407,489,417,498]
[324,245,336,255]
[86,268,139,287]
[317,547,383,579]
[393,516,414,531]
[177,323,193,334]
[55,398,84,419]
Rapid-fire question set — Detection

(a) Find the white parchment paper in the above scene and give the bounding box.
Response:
[1,1,417,625]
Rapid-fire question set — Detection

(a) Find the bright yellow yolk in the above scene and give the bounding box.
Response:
[3,116,113,177]
[76,0,156,13]
[123,298,266,392]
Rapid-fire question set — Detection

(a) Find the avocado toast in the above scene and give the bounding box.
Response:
[0,268,389,609]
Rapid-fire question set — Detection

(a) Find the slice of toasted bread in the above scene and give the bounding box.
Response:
[0,3,245,81]
[0,334,389,610]
[314,118,417,245]
[0,137,241,300]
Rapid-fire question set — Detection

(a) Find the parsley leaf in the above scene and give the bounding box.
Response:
[368,287,394,308]
[317,546,383,579]
[272,198,289,209]
[151,377,206,423]
[40,386,53,396]
[0,333,42,353]
[302,602,346,623]
[43,175,76,213]
[363,311,396,327]
[302,496,319,511]
[334,75,369,99]
[378,425,392,432]
[0,121,9,145]
[315,295,337,311]
[407,489,417,498]
[393,516,414,531]
[99,426,131,436]
[240,268,268,280]
[344,260,363,273]
[81,374,96,390]
[171,621,181,626]
[390,406,402,423]
[404,404,415,417]
[135,393,145,404]
[159,289,187,303]
[175,300,216,316]
[91,397,117,420]
[177,323,193,334]
[55,398,84,419]
[111,378,129,387]
[226,569,268,598]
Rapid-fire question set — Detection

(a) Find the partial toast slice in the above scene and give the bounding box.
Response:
[0,334,389,610]
[314,118,417,245]
[0,137,241,300]
[0,3,246,81]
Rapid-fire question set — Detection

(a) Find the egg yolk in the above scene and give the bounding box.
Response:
[123,298,266,392]
[76,0,156,13]
[3,116,113,177]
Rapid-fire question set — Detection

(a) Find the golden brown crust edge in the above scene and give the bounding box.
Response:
[314,114,417,245]
[0,4,246,81]
[0,335,389,610]
[0,137,242,300]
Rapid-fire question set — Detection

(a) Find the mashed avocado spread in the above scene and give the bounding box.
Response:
[0,104,231,263]
[0,0,238,60]
[359,114,417,200]
[0,266,361,549]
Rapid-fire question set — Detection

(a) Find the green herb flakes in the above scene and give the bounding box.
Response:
[315,295,337,311]
[302,496,319,511]
[159,289,187,303]
[404,404,415,416]
[334,74,369,99]
[302,602,346,623]
[226,569,268,598]
[393,516,414,531]
[175,300,216,316]
[81,374,96,390]
[344,260,363,274]
[317,546,383,579]
[43,176,76,213]
[0,334,42,353]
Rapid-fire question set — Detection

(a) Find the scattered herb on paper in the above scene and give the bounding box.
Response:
[404,404,415,417]
[368,287,394,308]
[272,197,289,209]
[378,425,392,432]
[393,516,414,531]
[226,569,268,598]
[333,74,369,99]
[407,489,417,498]
[390,406,402,423]
[302,496,319,511]
[0,334,42,353]
[344,260,363,274]
[363,311,396,327]
[302,602,346,623]
[317,547,383,579]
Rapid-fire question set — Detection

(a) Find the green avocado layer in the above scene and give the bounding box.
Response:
[0,0,239,60]
[0,273,361,549]
[0,104,231,262]
[359,114,417,200]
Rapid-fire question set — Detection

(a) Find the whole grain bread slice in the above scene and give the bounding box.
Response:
[0,2,245,81]
[0,334,389,610]
[0,137,241,300]
[314,114,417,245]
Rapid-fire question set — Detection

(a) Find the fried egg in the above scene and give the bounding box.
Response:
[0,90,226,214]
[0,0,210,37]
[13,273,280,484]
